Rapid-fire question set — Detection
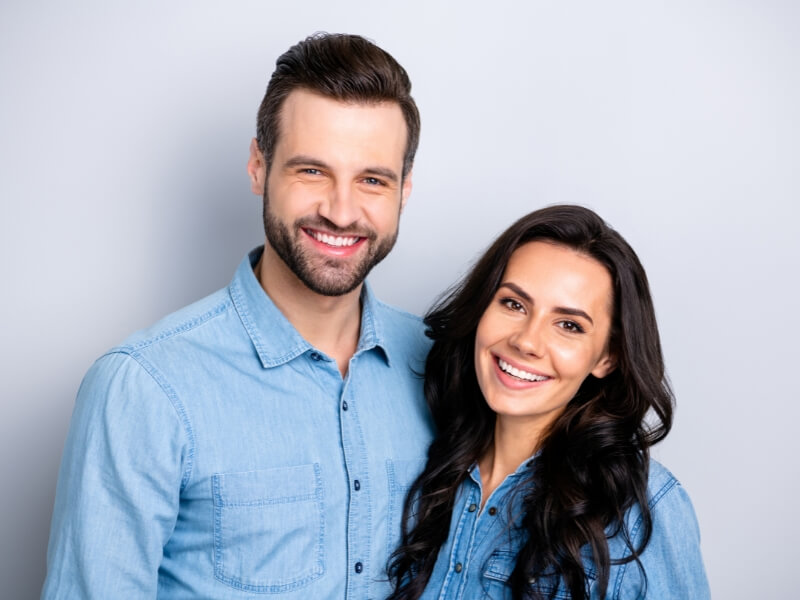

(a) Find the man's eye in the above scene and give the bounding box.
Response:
[301,168,322,175]
[558,320,584,333]
[363,177,384,186]
[500,298,524,312]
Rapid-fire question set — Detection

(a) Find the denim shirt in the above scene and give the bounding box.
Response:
[420,459,710,600]
[42,248,434,600]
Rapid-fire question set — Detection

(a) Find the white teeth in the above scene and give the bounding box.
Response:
[498,358,549,382]
[310,231,359,247]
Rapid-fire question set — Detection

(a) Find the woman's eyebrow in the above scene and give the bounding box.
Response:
[553,306,594,325]
[498,282,532,302]
[498,282,594,325]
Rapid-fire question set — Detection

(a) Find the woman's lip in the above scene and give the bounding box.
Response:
[491,358,550,389]
[493,354,551,379]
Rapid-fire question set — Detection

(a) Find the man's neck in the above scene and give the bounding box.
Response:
[255,246,362,377]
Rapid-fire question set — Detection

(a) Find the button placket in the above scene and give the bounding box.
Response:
[339,364,371,598]
[446,489,482,596]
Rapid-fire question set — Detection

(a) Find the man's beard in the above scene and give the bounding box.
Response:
[263,198,398,297]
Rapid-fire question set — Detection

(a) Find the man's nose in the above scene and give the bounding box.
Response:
[318,181,360,228]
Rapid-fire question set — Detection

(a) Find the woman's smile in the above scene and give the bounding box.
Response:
[474,241,616,433]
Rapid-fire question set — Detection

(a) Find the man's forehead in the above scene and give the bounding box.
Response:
[275,89,408,165]
[279,88,404,123]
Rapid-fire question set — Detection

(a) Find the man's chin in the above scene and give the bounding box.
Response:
[299,274,365,297]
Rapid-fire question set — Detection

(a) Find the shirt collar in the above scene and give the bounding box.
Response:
[467,452,538,486]
[229,247,391,369]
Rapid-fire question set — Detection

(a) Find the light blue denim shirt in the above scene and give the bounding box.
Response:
[42,248,434,599]
[419,459,710,600]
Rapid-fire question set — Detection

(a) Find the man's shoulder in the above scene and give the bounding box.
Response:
[372,298,425,328]
[371,298,429,347]
[114,286,235,356]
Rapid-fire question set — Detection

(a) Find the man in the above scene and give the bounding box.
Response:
[42,33,434,599]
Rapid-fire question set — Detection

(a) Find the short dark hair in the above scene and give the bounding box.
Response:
[256,33,420,177]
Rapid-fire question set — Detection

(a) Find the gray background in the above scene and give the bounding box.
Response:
[2,1,798,598]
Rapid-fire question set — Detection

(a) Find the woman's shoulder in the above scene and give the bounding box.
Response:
[620,459,696,534]
[645,459,682,508]
[608,459,711,599]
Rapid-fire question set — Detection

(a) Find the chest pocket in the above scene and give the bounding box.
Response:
[483,549,597,600]
[212,463,324,593]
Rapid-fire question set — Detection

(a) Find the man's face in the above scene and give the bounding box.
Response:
[248,89,412,296]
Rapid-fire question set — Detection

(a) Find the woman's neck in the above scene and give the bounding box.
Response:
[478,417,540,509]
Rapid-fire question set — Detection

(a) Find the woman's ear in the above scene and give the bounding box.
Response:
[591,353,617,379]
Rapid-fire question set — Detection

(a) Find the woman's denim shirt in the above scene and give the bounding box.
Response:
[419,459,710,599]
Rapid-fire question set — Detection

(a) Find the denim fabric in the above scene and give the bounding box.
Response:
[420,459,710,600]
[42,248,434,599]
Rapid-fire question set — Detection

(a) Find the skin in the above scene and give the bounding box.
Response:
[247,89,412,375]
[474,241,616,506]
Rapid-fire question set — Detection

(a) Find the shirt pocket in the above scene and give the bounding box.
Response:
[483,549,595,600]
[386,459,426,556]
[212,463,324,593]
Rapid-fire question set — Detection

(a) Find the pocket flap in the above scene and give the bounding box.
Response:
[213,463,320,506]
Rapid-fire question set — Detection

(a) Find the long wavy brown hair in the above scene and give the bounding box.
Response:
[388,205,673,599]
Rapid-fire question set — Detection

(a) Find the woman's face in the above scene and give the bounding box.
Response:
[474,241,616,434]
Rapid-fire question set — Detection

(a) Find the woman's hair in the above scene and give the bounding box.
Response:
[388,205,674,600]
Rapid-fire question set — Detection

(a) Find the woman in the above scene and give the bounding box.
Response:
[388,205,709,599]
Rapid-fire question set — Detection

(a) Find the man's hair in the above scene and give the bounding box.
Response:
[256,33,420,177]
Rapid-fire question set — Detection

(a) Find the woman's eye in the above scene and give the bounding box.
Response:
[558,320,584,333]
[500,298,524,312]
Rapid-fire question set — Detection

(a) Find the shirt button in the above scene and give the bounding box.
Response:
[354,480,361,491]
[342,401,348,411]
[488,507,497,516]
[309,352,321,361]
[468,503,477,512]
[454,562,463,573]
[354,562,363,574]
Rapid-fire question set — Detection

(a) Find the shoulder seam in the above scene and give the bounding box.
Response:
[108,349,196,490]
[119,298,232,353]
[611,475,679,597]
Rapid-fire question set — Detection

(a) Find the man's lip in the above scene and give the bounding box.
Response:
[302,226,367,240]
[493,354,552,380]
[301,227,367,254]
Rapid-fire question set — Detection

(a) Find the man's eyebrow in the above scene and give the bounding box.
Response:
[363,166,399,183]
[283,155,331,170]
[282,156,399,183]
[498,282,594,325]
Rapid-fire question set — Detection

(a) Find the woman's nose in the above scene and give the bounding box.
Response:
[509,319,544,357]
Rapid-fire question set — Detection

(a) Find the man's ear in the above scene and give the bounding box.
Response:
[247,138,267,196]
[591,353,617,379]
[400,170,413,212]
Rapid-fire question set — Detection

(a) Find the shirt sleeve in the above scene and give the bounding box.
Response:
[41,351,191,599]
[612,479,711,599]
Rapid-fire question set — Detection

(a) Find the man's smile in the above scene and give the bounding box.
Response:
[303,227,364,248]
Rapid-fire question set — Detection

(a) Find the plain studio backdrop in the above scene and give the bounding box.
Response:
[1,1,797,598]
